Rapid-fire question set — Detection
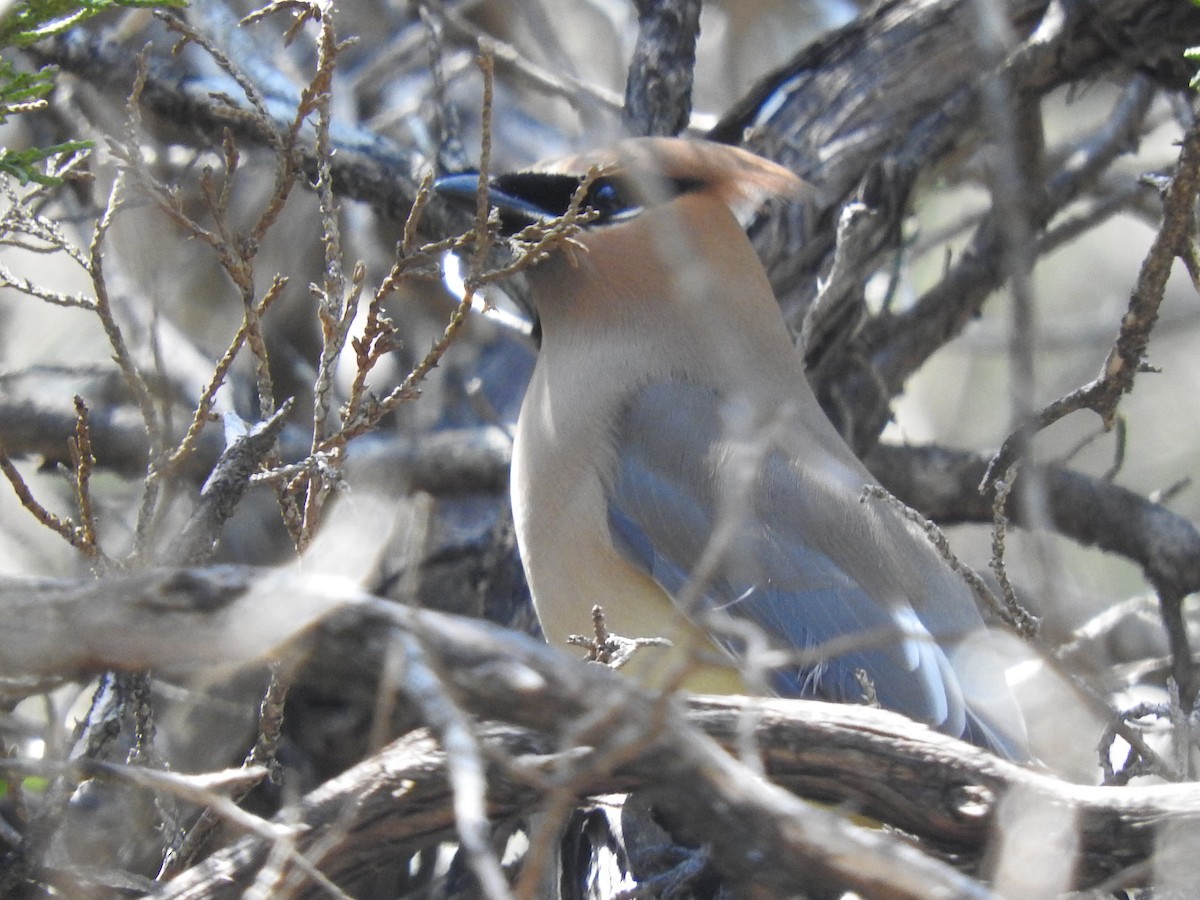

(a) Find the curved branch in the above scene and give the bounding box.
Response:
[0,567,1197,895]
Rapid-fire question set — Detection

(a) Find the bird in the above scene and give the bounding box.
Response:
[435,137,1027,758]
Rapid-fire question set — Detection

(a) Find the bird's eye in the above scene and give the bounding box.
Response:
[589,181,621,211]
[585,178,638,222]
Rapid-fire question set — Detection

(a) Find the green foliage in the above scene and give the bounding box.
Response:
[0,139,91,184]
[0,0,187,185]
[0,55,54,110]
[0,0,184,48]
[0,774,48,798]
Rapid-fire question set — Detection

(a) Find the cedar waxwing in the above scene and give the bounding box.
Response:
[436,138,1027,758]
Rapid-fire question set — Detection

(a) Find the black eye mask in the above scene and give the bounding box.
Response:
[435,169,704,235]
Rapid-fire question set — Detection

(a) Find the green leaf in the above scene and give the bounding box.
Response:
[0,774,49,798]
[0,1,185,186]
[0,0,187,48]
[0,59,56,120]
[0,140,91,185]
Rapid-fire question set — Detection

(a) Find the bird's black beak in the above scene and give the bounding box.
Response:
[434,171,587,236]
[433,171,544,235]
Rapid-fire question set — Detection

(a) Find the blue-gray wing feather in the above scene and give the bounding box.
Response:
[607,379,1023,755]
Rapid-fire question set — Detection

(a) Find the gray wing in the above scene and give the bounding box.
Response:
[607,378,1022,756]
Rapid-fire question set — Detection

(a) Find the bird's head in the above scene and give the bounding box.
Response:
[434,137,809,237]
[434,138,812,343]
